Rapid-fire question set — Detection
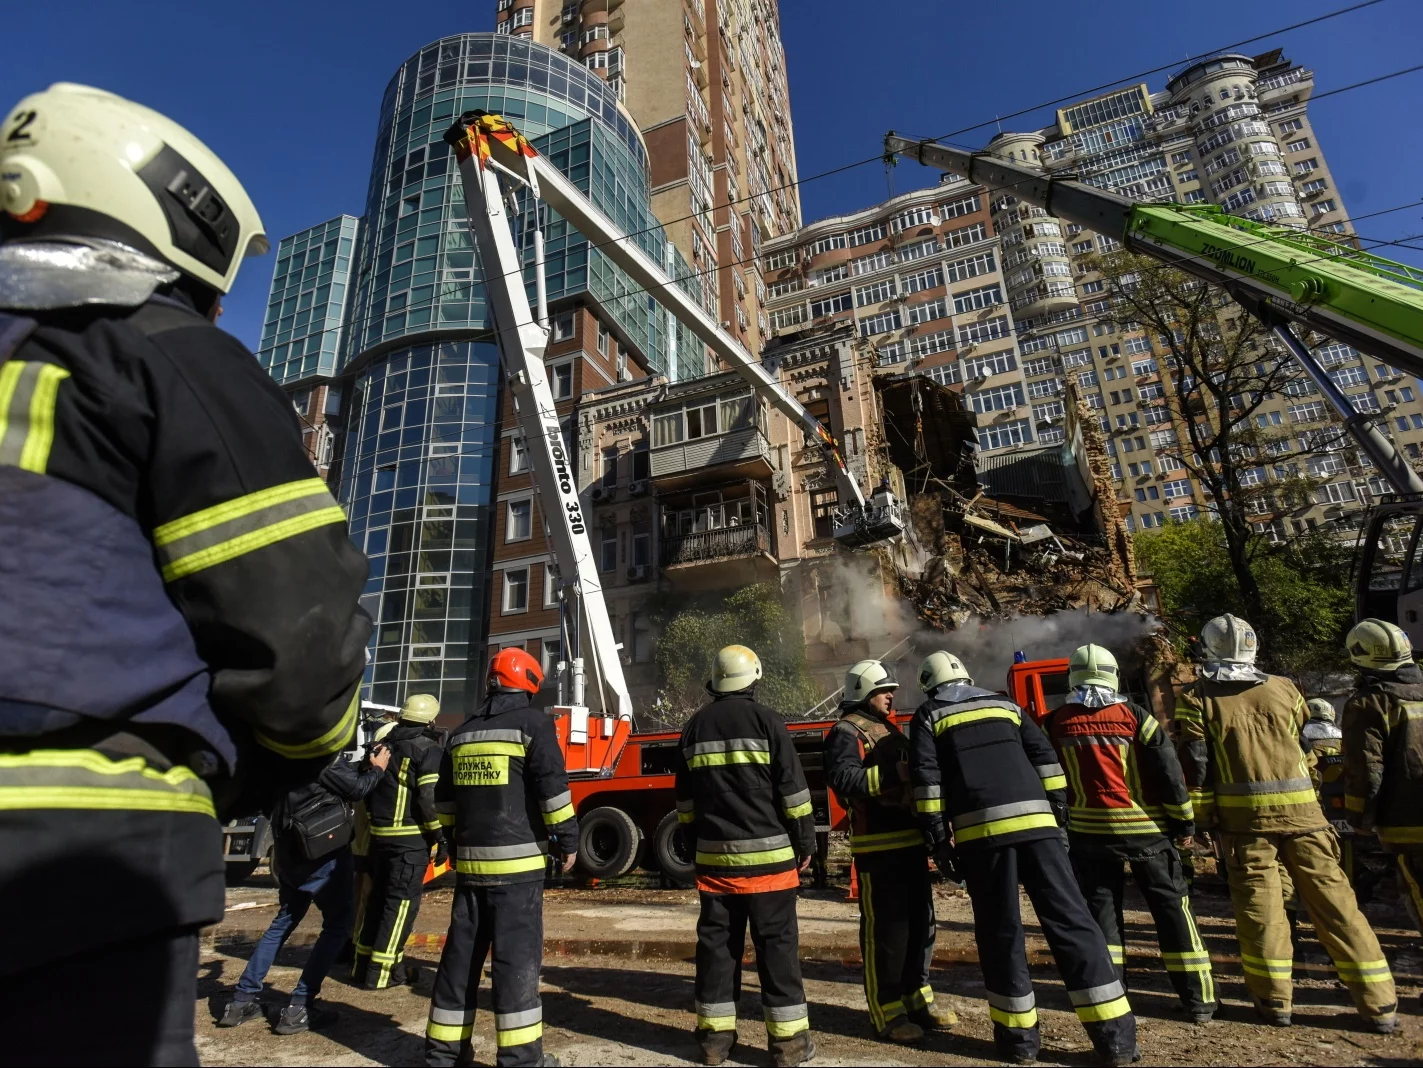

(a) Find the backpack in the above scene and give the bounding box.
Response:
[281,786,354,862]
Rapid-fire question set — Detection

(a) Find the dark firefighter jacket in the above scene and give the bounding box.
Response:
[908,683,1068,854]
[1342,662,1423,849]
[673,689,816,894]
[1042,699,1193,856]
[434,691,578,886]
[365,722,444,849]
[1174,674,1322,834]
[0,293,369,969]
[823,704,924,863]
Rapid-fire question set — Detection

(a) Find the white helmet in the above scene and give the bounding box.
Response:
[400,693,441,724]
[1068,644,1119,691]
[1346,618,1413,671]
[710,645,763,694]
[844,660,898,706]
[918,651,973,691]
[1305,698,1335,723]
[0,83,267,295]
[1201,613,1259,664]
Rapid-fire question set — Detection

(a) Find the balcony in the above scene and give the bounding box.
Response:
[659,483,777,590]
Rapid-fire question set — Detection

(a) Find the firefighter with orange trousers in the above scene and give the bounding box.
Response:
[1042,644,1216,1022]
[674,645,817,1068]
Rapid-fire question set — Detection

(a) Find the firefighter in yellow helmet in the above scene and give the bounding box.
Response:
[824,660,955,1043]
[1341,619,1423,956]
[674,645,817,1066]
[1176,614,1397,1030]
[0,85,368,1062]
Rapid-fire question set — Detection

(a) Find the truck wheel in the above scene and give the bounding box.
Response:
[652,810,695,885]
[577,806,640,879]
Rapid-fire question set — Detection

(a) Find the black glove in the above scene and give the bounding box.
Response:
[1051,800,1070,829]
[432,839,449,868]
[931,836,961,884]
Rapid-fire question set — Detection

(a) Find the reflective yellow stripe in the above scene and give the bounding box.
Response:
[933,708,1019,735]
[154,478,347,581]
[695,847,796,867]
[0,361,70,473]
[1379,826,1423,844]
[784,801,813,819]
[1163,800,1194,820]
[393,756,411,827]
[455,856,547,876]
[1241,954,1292,977]
[1107,943,1125,965]
[426,1021,473,1042]
[1075,996,1132,1023]
[850,828,925,853]
[688,750,772,768]
[989,1006,1037,1029]
[1345,794,1366,812]
[696,1015,737,1032]
[256,689,358,760]
[1138,715,1159,742]
[542,803,575,825]
[863,870,883,1030]
[766,1016,809,1038]
[677,810,695,824]
[452,741,525,757]
[0,749,215,817]
[866,764,881,797]
[1215,789,1318,808]
[418,773,440,786]
[1040,775,1067,792]
[954,812,1058,842]
[438,813,457,827]
[916,798,943,813]
[1335,959,1392,982]
[496,1022,543,1047]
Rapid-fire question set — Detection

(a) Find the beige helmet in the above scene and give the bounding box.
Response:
[918,650,973,691]
[371,720,398,744]
[1201,613,1259,664]
[400,693,441,724]
[1306,698,1335,723]
[1069,644,1119,691]
[1346,618,1414,671]
[0,83,268,294]
[844,660,898,706]
[710,644,763,694]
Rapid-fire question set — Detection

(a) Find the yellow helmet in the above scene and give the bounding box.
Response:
[400,693,441,724]
[918,650,973,691]
[371,720,398,745]
[710,645,762,694]
[1346,618,1413,671]
[0,83,267,294]
[1069,644,1119,690]
[1306,698,1335,723]
[843,660,898,705]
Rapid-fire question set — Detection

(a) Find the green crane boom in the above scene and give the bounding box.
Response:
[884,134,1423,494]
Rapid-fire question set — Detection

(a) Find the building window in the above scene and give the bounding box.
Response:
[544,563,559,608]
[597,322,609,355]
[410,643,444,660]
[503,568,530,613]
[1285,138,1311,152]
[601,446,618,488]
[541,637,563,679]
[1312,199,1337,215]
[632,444,650,481]
[600,535,617,573]
[953,284,1003,314]
[510,434,530,475]
[978,419,1033,451]
[552,313,575,341]
[510,6,534,28]
[550,362,573,400]
[631,528,650,568]
[1278,118,1304,133]
[811,489,838,540]
[859,310,902,337]
[1293,158,1319,175]
[506,498,533,542]
[970,383,1024,414]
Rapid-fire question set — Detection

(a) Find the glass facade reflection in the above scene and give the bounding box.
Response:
[256,215,360,386]
[328,33,703,712]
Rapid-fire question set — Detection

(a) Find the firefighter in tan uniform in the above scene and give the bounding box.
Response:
[1175,614,1397,1031]
[1341,620,1423,955]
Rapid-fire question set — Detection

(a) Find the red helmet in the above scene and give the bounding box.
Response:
[488,647,544,695]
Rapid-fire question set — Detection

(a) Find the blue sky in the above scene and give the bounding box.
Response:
[4,0,1419,350]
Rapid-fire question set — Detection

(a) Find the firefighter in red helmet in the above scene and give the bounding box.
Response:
[425,648,579,1067]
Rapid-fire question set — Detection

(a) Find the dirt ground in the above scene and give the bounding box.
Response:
[200,871,1423,1067]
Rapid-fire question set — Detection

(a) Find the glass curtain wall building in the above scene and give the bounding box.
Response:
[256,215,361,387]
[334,33,704,712]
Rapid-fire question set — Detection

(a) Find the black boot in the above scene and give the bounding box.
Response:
[695,1029,737,1066]
[770,1031,815,1067]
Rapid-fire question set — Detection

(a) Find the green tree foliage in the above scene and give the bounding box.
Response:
[652,582,820,724]
[1136,518,1352,679]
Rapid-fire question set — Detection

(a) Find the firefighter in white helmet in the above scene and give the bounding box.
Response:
[1341,619,1423,954]
[1176,614,1397,1030]
[824,660,955,1043]
[0,85,369,1062]
[910,650,1138,1065]
[674,645,817,1067]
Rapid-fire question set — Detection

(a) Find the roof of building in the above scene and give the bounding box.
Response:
[976,445,1071,504]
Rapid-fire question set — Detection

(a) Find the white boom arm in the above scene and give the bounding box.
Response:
[448,118,632,721]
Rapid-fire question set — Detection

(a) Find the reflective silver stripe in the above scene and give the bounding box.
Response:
[986,990,1036,1012]
[931,696,1016,716]
[1054,734,1131,747]
[456,842,547,860]
[696,833,791,854]
[496,1007,543,1029]
[780,788,811,809]
[1036,763,1065,779]
[450,728,529,748]
[765,1003,809,1021]
[696,1001,737,1017]
[676,797,695,813]
[684,737,770,758]
[914,785,941,799]
[1215,777,1312,795]
[953,799,1053,828]
[541,790,572,813]
[1069,980,1125,1006]
[430,1006,476,1025]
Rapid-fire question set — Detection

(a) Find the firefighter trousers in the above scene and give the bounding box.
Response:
[1395,850,1423,937]
[855,852,937,1032]
[1218,828,1396,1020]
[1070,847,1216,1015]
[694,888,810,1052]
[354,841,427,990]
[425,882,545,1068]
[959,837,1137,1064]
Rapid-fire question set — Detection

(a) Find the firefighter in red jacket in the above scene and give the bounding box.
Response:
[674,645,817,1068]
[1042,645,1216,1023]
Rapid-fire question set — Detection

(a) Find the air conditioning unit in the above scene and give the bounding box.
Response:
[590,485,612,502]
[628,479,648,496]
[627,565,649,582]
